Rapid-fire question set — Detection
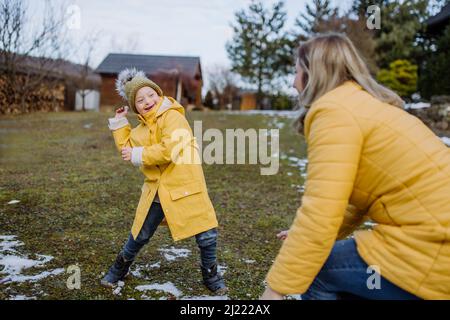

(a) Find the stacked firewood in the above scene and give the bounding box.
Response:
[0,74,65,114]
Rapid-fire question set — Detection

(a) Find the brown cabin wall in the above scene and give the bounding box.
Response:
[99,73,202,111]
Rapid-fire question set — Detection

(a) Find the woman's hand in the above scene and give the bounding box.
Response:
[115,106,129,119]
[121,147,132,161]
[260,287,284,300]
[276,230,288,241]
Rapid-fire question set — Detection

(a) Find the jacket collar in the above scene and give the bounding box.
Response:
[137,96,173,124]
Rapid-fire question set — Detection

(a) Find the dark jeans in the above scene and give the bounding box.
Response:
[122,202,218,269]
[302,238,421,300]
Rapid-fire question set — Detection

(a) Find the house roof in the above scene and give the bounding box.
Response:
[96,53,202,79]
[0,53,101,88]
[426,3,450,33]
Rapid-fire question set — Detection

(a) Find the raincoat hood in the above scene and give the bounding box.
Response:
[137,96,185,125]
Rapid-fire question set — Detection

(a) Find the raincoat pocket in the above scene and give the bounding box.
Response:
[168,180,202,201]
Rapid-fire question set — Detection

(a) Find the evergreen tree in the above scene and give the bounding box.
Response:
[294,0,338,36]
[351,0,429,68]
[204,90,215,109]
[419,24,450,98]
[226,1,293,109]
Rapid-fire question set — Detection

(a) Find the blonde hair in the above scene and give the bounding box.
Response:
[295,33,404,133]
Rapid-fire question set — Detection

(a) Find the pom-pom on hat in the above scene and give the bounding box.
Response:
[115,68,163,113]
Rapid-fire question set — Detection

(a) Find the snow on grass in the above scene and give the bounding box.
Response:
[286,294,302,300]
[441,137,450,147]
[223,110,300,119]
[181,295,229,300]
[157,247,191,262]
[113,281,125,295]
[217,264,227,277]
[135,281,183,298]
[0,235,23,252]
[0,235,63,285]
[266,117,287,130]
[0,254,51,275]
[243,259,256,264]
[3,268,65,284]
[404,102,430,110]
[8,295,37,300]
[286,156,308,192]
[130,261,160,278]
[288,156,308,170]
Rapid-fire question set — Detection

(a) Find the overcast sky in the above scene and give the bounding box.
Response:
[25,0,352,92]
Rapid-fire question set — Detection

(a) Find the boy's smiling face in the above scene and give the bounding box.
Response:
[135,86,161,115]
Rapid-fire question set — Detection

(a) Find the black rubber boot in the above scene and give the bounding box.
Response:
[200,263,228,295]
[100,251,134,287]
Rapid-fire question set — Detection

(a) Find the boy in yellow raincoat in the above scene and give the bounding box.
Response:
[101,68,227,294]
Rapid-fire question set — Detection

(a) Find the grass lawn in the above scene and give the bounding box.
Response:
[0,110,309,300]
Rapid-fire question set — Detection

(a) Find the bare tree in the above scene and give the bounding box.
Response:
[73,31,101,111]
[206,65,239,110]
[0,0,70,113]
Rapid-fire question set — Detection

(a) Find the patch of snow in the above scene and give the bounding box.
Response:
[7,200,20,205]
[135,281,183,298]
[288,157,308,170]
[440,137,450,147]
[3,268,65,283]
[149,261,161,269]
[0,255,49,275]
[113,281,125,295]
[130,262,160,278]
[266,117,287,129]
[182,295,229,300]
[130,268,142,278]
[287,156,308,192]
[243,259,256,264]
[9,295,37,300]
[158,247,191,262]
[217,264,227,277]
[291,184,305,193]
[224,110,300,119]
[0,235,23,252]
[0,235,63,285]
[404,102,430,110]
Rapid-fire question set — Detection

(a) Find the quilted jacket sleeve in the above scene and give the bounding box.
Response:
[266,103,364,295]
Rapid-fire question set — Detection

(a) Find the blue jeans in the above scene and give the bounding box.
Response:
[302,238,421,300]
[121,202,218,269]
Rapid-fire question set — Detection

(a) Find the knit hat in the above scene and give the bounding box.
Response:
[115,68,163,113]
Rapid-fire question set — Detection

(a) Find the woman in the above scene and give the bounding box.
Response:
[261,33,450,300]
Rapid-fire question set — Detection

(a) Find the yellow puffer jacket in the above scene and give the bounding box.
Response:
[109,96,218,241]
[266,81,450,299]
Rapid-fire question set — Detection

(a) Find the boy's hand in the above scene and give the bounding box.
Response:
[115,106,129,119]
[121,147,132,161]
[276,230,288,241]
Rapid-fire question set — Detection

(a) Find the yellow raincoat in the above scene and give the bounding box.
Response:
[109,96,218,241]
